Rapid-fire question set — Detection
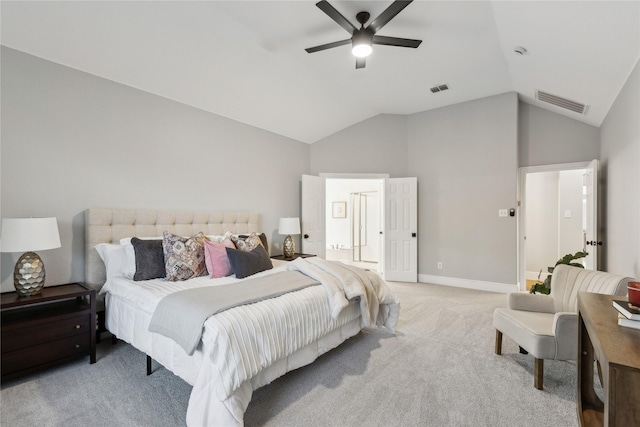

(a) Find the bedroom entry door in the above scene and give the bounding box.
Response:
[384,177,418,282]
[301,175,326,258]
[301,175,417,282]
[583,159,599,270]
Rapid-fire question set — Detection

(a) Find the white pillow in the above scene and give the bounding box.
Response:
[95,243,136,280]
[206,231,233,242]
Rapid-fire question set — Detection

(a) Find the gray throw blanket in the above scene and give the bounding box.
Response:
[148,271,319,355]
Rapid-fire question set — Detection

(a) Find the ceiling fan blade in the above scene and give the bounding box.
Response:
[372,35,422,48]
[305,39,351,54]
[368,0,413,34]
[316,0,357,35]
[356,57,366,69]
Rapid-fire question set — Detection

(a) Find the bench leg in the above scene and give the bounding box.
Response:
[534,358,544,390]
[147,355,153,376]
[495,330,503,355]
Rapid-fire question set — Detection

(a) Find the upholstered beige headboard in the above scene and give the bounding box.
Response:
[85,208,260,290]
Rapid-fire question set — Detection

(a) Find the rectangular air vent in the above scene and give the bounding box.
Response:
[535,90,588,114]
[430,83,449,93]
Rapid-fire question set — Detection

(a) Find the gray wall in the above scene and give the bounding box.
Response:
[3,46,635,294]
[310,114,408,177]
[408,93,519,285]
[599,60,640,279]
[0,47,310,292]
[312,92,519,286]
[526,172,559,276]
[557,170,585,258]
[519,102,600,167]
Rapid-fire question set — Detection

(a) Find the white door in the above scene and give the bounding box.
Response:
[384,177,418,282]
[584,159,599,270]
[301,174,326,258]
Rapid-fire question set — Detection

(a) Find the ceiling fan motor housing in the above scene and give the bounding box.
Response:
[356,11,370,26]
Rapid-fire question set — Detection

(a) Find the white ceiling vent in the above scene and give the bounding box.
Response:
[535,90,588,114]
[430,84,449,94]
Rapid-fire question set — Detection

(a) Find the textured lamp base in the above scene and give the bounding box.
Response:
[283,235,295,258]
[14,251,46,297]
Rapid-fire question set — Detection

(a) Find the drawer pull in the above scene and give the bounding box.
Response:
[75,344,80,349]
[75,325,81,329]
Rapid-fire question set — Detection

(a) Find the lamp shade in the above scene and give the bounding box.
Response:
[1,217,61,253]
[278,218,300,235]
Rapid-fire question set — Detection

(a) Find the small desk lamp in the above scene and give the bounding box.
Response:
[278,217,300,259]
[1,217,61,297]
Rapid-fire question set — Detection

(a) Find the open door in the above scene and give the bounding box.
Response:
[584,159,599,270]
[384,177,418,282]
[301,175,326,258]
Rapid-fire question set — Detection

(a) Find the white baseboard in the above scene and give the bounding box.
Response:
[418,274,517,294]
[526,270,549,281]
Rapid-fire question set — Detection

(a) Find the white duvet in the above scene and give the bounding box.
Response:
[101,259,399,426]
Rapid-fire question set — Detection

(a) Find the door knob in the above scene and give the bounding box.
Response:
[303,234,309,239]
[411,233,417,238]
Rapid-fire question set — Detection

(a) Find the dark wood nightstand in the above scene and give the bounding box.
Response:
[270,253,317,261]
[1,283,96,382]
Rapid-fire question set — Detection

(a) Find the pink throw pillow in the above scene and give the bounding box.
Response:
[203,238,235,278]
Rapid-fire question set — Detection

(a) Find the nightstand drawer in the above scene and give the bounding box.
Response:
[1,314,90,353]
[1,334,90,377]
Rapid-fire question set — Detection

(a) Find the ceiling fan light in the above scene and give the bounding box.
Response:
[352,43,372,58]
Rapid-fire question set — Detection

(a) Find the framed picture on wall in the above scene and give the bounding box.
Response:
[332,201,347,218]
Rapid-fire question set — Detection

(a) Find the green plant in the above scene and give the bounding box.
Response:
[529,251,588,295]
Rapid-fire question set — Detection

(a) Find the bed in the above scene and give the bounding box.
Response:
[85,208,399,426]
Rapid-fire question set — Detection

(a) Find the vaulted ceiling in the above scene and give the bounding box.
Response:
[2,1,639,143]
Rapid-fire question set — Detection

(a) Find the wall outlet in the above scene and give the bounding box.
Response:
[498,209,508,217]
[437,262,443,270]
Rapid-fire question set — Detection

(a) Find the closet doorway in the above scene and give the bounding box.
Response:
[325,178,384,272]
[518,160,598,291]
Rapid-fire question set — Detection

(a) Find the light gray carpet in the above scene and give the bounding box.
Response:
[1,282,585,426]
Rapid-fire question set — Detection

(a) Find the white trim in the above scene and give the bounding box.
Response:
[418,274,517,294]
[320,173,390,179]
[519,161,590,175]
[526,270,549,281]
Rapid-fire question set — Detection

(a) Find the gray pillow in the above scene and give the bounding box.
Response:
[226,245,273,279]
[131,237,166,281]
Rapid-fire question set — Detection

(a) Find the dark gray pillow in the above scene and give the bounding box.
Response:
[226,245,273,279]
[131,238,166,281]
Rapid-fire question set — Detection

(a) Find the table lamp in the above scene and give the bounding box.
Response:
[278,217,300,259]
[1,217,61,297]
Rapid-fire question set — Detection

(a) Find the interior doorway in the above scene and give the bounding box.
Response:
[325,178,384,273]
[518,161,597,291]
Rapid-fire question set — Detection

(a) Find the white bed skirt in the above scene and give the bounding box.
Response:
[105,293,362,426]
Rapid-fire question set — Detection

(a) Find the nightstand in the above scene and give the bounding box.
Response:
[270,253,317,261]
[1,283,96,382]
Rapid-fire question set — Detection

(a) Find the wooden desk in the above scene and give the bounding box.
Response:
[577,292,640,426]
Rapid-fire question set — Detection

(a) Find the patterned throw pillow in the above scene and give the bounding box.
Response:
[162,231,207,281]
[231,232,264,252]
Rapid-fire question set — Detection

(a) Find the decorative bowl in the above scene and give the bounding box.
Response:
[628,282,640,307]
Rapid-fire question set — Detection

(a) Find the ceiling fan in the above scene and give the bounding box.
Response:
[305,0,422,69]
